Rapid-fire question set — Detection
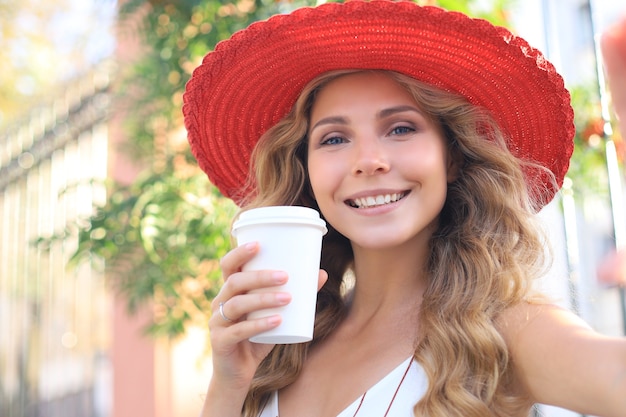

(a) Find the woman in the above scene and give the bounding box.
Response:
[183,2,626,416]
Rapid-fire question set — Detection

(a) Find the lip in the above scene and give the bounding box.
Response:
[344,189,410,209]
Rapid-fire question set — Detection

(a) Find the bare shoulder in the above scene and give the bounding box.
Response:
[496,301,593,342]
[496,301,626,417]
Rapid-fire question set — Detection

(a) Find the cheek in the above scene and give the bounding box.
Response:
[306,158,325,201]
[308,172,334,207]
[307,174,337,221]
[398,146,448,180]
[307,156,339,197]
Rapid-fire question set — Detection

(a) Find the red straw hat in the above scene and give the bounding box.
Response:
[183,0,574,207]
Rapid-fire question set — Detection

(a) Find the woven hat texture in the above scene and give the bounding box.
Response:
[183,0,575,207]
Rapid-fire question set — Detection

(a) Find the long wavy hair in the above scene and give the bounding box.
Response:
[238,69,553,417]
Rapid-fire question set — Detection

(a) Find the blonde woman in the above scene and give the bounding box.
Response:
[183,2,626,416]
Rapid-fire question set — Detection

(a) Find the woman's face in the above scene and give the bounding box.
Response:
[307,72,454,250]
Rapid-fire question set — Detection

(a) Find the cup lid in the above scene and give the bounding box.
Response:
[232,206,327,235]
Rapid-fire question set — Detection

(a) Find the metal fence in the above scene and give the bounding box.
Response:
[0,63,112,417]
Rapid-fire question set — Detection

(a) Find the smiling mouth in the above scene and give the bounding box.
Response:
[347,192,409,209]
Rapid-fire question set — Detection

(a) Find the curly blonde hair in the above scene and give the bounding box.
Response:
[238,70,553,417]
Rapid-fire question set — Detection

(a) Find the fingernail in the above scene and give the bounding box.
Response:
[244,242,257,251]
[267,315,281,326]
[271,271,287,283]
[275,293,291,304]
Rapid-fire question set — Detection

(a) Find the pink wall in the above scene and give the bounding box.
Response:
[109,2,163,416]
[112,297,157,417]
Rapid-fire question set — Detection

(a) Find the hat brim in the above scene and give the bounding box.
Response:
[183,0,574,207]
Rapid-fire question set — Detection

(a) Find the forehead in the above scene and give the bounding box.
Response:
[310,72,419,118]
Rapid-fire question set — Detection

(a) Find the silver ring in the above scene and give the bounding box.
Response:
[218,301,233,322]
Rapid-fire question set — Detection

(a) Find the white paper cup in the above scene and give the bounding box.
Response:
[232,206,327,344]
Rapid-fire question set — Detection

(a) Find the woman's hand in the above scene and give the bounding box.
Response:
[201,241,328,416]
[209,242,290,388]
[601,16,626,137]
[597,248,626,286]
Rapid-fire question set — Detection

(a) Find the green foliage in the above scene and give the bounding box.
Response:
[566,84,611,197]
[435,0,514,27]
[69,167,237,336]
[115,0,300,161]
[564,81,625,201]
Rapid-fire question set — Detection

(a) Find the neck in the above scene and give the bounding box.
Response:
[344,241,429,330]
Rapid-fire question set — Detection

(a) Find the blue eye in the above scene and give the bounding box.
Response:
[390,126,415,135]
[321,136,346,145]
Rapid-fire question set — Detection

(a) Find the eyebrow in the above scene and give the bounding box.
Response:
[310,116,348,132]
[310,105,424,132]
[378,105,423,119]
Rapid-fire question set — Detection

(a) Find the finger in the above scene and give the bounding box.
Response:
[212,290,291,325]
[317,269,329,291]
[219,242,259,280]
[217,269,288,304]
[217,300,235,323]
[216,314,283,348]
[601,17,626,122]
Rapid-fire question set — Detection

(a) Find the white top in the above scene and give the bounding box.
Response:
[257,357,428,417]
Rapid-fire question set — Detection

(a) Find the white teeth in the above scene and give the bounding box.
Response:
[351,193,405,208]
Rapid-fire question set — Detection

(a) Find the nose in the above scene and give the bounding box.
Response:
[352,138,390,176]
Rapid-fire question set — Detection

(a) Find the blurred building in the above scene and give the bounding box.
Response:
[0,65,112,416]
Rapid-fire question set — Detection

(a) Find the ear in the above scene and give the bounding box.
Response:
[446,147,463,183]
